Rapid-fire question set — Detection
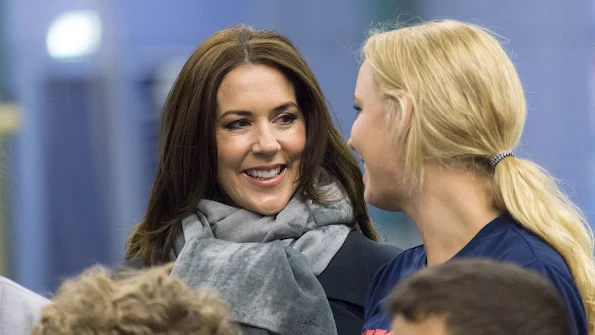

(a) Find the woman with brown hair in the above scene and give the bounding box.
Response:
[124,25,400,335]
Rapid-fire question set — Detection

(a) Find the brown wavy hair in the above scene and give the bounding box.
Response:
[125,25,378,266]
[31,264,240,335]
[388,259,570,335]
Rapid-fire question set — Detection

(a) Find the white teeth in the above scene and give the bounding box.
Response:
[246,166,282,179]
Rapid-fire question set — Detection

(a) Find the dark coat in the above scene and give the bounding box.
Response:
[319,231,402,335]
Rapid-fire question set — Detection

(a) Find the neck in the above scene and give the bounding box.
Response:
[403,163,502,266]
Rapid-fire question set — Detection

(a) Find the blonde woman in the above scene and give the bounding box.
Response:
[348,20,594,335]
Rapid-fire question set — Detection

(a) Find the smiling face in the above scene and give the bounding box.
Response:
[348,61,408,211]
[215,64,306,215]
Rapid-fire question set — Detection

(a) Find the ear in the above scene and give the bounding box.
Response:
[390,90,413,140]
[400,91,414,132]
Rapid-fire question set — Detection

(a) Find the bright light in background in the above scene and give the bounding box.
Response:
[46,11,101,59]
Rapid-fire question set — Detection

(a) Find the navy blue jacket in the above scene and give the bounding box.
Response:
[363,215,586,335]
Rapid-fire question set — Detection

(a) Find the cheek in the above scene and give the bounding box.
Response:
[281,124,306,158]
[294,131,306,157]
[216,136,248,173]
[364,139,403,187]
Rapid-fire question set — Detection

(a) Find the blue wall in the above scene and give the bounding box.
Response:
[3,0,592,293]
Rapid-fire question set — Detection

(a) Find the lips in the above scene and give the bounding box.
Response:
[244,165,285,179]
[242,164,288,187]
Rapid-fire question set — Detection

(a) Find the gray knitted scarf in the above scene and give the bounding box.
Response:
[169,170,353,335]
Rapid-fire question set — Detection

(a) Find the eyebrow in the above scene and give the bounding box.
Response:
[218,102,299,120]
[353,95,361,104]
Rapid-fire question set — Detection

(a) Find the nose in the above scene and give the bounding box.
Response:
[347,138,354,151]
[252,125,281,156]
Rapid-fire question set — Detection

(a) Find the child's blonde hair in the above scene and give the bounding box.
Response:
[31,263,241,335]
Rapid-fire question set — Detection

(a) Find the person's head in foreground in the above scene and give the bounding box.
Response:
[30,264,241,335]
[388,259,571,335]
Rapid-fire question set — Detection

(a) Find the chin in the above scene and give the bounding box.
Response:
[255,208,282,216]
[251,200,289,216]
[365,190,402,212]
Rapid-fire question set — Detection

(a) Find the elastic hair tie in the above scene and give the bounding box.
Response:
[490,150,514,167]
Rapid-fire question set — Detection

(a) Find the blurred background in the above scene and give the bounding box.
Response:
[0,0,592,294]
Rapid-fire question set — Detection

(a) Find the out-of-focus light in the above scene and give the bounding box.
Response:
[46,11,101,59]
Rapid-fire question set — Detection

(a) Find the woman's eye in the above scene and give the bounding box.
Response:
[353,104,362,115]
[277,113,298,125]
[225,119,250,130]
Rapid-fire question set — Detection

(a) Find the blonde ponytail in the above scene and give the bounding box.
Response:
[494,156,595,333]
